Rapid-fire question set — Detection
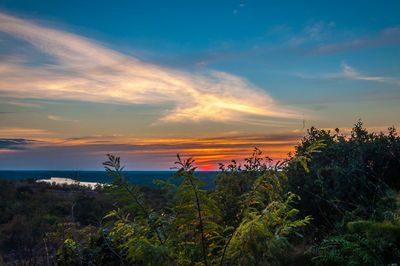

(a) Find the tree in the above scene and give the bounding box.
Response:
[57,147,316,265]
[286,121,400,230]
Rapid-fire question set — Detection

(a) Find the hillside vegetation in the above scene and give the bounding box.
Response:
[1,121,399,265]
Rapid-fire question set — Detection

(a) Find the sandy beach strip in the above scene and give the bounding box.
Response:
[36,177,103,189]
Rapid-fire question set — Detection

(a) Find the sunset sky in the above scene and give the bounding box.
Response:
[0,0,399,170]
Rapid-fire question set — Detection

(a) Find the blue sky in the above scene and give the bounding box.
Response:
[0,0,399,169]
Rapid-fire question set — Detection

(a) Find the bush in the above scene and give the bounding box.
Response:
[286,121,400,231]
[56,149,315,265]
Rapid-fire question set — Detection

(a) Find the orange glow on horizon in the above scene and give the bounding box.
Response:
[0,128,300,169]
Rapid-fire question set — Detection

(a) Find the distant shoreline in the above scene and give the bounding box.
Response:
[37,177,103,189]
[0,170,219,188]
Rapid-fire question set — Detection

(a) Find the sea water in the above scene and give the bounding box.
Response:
[0,170,219,188]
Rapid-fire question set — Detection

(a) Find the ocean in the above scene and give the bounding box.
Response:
[0,170,219,188]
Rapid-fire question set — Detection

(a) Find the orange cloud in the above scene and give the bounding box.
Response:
[0,131,303,169]
[0,127,50,137]
[60,135,300,169]
[0,13,306,124]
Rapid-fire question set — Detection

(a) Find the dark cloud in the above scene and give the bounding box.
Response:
[0,111,17,114]
[311,105,326,111]
[0,138,36,150]
[203,134,302,142]
[65,135,120,141]
[310,26,400,55]
[153,25,400,69]
[284,91,400,106]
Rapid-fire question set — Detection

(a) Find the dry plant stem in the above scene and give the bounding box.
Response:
[188,176,209,266]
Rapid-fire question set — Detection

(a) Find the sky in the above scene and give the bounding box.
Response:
[0,0,399,170]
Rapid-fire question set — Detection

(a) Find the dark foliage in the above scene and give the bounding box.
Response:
[286,121,400,231]
[0,179,114,265]
[1,120,400,265]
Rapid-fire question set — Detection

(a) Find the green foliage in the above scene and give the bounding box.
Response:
[102,154,171,264]
[0,179,113,265]
[226,192,311,265]
[285,121,400,265]
[313,220,400,265]
[218,150,313,264]
[286,120,400,229]
[163,155,223,265]
[55,226,125,265]
[313,191,400,265]
[56,239,81,265]
[6,120,400,265]
[56,148,314,265]
[214,148,273,228]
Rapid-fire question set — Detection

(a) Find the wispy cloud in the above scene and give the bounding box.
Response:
[0,100,42,108]
[294,63,400,86]
[0,13,302,124]
[311,26,400,55]
[48,115,79,122]
[165,24,400,68]
[341,63,400,85]
[303,21,325,40]
[268,21,333,48]
[0,127,50,137]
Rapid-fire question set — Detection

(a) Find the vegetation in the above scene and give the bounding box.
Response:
[0,179,114,264]
[1,120,399,265]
